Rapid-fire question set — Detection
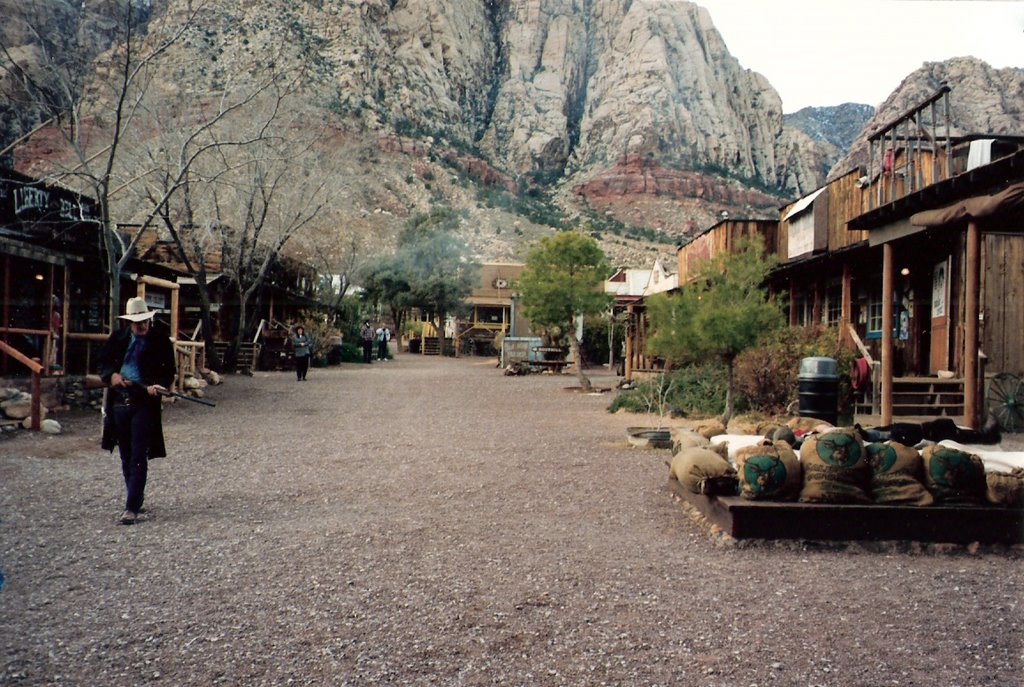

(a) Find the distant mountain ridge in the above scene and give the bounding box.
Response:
[783,103,876,169]
[2,3,1022,268]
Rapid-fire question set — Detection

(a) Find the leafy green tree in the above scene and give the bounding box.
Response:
[647,235,781,424]
[359,254,413,347]
[401,229,477,355]
[360,206,477,355]
[518,231,612,391]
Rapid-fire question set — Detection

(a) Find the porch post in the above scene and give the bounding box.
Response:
[170,287,180,342]
[811,280,822,325]
[840,264,853,346]
[882,244,894,425]
[789,280,797,326]
[963,220,980,429]
[624,304,634,382]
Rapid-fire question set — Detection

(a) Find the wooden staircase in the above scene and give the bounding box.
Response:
[855,376,965,418]
[422,336,442,356]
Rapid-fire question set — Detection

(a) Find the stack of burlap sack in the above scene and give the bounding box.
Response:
[668,420,1024,507]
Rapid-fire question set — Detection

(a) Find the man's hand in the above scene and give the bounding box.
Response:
[110,372,128,388]
[149,385,169,397]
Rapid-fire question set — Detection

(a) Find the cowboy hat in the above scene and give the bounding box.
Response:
[118,297,156,322]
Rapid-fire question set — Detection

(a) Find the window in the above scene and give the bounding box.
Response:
[866,292,883,339]
[795,293,813,327]
[824,284,843,327]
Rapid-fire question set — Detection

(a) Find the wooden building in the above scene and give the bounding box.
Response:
[633,86,1024,429]
[0,167,108,378]
[457,262,531,355]
[126,229,323,370]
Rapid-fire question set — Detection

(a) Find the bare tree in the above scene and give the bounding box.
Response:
[207,141,329,367]
[0,0,208,323]
[113,71,317,369]
[2,0,316,337]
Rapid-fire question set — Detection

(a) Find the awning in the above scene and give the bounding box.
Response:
[781,187,825,222]
[911,182,1024,227]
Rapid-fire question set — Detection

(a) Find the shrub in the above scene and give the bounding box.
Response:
[296,310,341,362]
[334,342,363,364]
[607,363,730,417]
[734,325,856,418]
[668,363,732,416]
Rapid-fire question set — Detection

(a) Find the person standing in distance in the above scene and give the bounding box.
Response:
[292,325,311,381]
[376,324,391,361]
[98,297,176,525]
[360,320,375,364]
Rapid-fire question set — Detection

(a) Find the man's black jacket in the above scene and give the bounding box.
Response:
[98,321,176,455]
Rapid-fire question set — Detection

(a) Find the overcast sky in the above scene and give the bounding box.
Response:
[691,0,1024,112]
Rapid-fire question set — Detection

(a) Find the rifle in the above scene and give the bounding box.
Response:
[86,375,217,408]
[153,385,217,408]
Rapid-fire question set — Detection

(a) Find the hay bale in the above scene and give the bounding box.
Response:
[735,440,801,501]
[866,442,934,506]
[670,447,738,496]
[921,445,987,505]
[799,428,871,504]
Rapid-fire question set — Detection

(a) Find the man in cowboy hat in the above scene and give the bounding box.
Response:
[98,297,176,525]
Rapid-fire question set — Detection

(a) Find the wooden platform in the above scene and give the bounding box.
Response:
[669,479,1024,545]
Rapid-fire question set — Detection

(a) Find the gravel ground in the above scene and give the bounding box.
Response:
[2,355,1021,687]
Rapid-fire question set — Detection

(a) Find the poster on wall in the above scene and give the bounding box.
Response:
[931,260,947,318]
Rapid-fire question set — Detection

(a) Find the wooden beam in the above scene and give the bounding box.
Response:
[882,244,894,425]
[0,341,45,432]
[964,221,980,429]
[624,304,634,382]
[840,264,853,347]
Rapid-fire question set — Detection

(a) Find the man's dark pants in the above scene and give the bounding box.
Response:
[362,341,373,364]
[113,402,157,514]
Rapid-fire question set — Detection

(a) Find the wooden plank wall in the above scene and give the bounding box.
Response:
[982,233,1024,375]
[827,170,871,251]
[676,220,778,285]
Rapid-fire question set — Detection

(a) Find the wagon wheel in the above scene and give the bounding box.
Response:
[986,373,1024,433]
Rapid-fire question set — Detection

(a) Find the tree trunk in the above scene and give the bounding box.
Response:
[193,270,222,371]
[570,336,592,391]
[720,355,736,426]
[389,306,404,357]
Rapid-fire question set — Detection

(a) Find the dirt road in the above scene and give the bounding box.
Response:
[2,356,1020,686]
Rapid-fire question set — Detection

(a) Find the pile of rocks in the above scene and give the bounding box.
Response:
[0,387,61,434]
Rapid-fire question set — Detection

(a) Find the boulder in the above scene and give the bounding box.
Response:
[3,398,47,421]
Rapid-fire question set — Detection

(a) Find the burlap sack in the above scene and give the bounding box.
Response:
[865,442,934,506]
[735,440,801,501]
[920,445,986,505]
[671,427,710,454]
[670,447,738,496]
[787,417,833,436]
[798,428,871,504]
[695,419,727,440]
[985,470,1024,506]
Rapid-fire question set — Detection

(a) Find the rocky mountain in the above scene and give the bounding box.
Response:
[3,4,1021,268]
[829,57,1024,180]
[783,103,874,181]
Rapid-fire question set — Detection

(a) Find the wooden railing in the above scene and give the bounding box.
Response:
[174,340,205,390]
[0,340,45,430]
[847,324,880,415]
